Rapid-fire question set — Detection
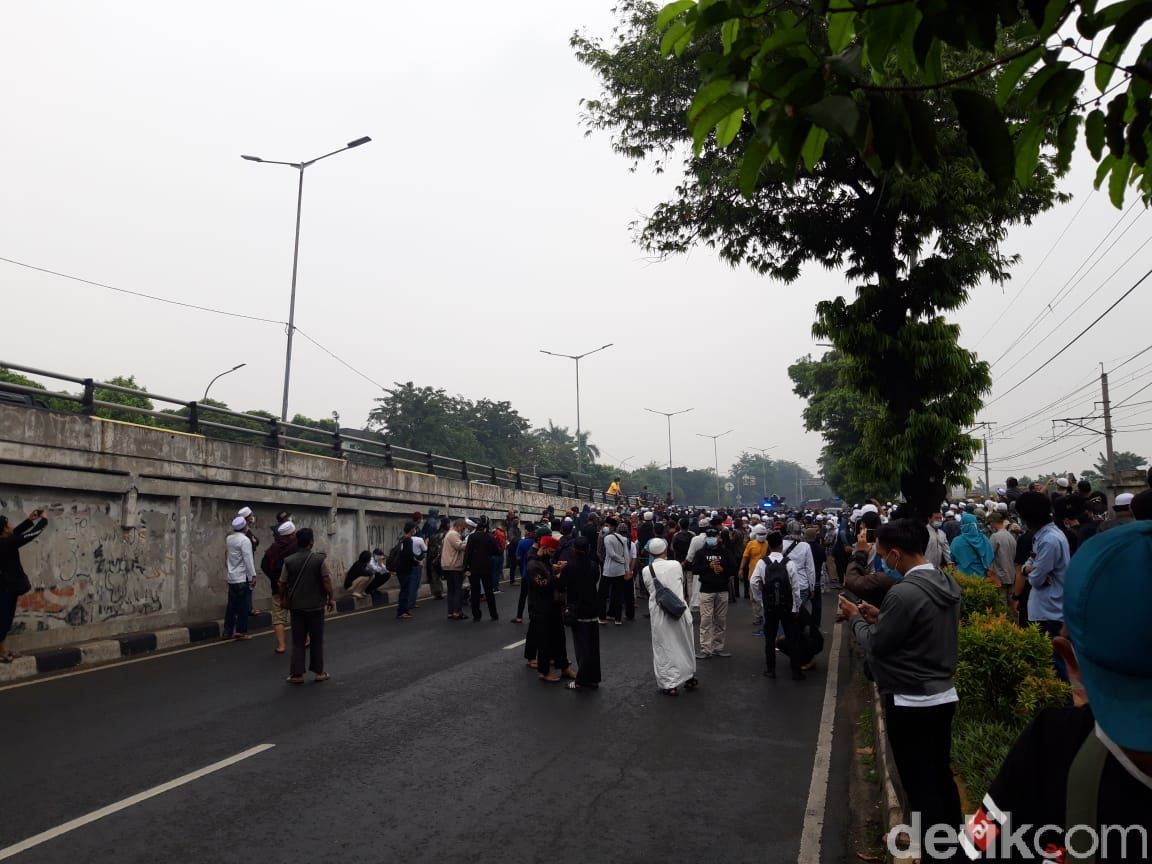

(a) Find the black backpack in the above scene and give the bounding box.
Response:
[385,538,409,573]
[762,557,791,608]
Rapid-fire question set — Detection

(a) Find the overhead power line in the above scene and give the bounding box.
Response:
[0,255,285,325]
[985,265,1152,408]
[0,254,389,396]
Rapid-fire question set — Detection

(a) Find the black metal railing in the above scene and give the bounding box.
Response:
[0,360,616,504]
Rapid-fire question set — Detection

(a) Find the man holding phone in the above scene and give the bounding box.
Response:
[838,519,962,860]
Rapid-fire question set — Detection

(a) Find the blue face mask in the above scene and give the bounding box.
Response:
[705,537,718,547]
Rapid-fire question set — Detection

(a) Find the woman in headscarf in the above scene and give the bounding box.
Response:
[560,536,601,690]
[640,538,698,696]
[949,511,995,578]
[528,535,574,683]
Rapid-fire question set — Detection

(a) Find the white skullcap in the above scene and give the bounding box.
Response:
[465,518,477,528]
[231,516,248,531]
[861,504,878,514]
[237,507,253,518]
[647,538,668,555]
[643,511,654,521]
[277,521,296,535]
[1116,493,1134,507]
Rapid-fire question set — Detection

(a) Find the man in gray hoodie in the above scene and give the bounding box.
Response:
[839,518,962,861]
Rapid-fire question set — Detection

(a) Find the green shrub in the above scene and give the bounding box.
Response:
[955,613,1069,719]
[1015,673,1073,719]
[952,717,1021,805]
[954,573,1006,621]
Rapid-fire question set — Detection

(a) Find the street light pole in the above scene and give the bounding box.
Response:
[540,344,613,471]
[697,429,734,505]
[645,408,693,500]
[202,363,247,403]
[750,445,779,499]
[242,136,372,421]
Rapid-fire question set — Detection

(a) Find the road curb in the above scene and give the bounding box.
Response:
[871,685,908,859]
[0,583,442,685]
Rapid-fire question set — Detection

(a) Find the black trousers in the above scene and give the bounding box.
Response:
[289,609,325,677]
[763,605,804,675]
[516,576,530,619]
[444,570,464,616]
[883,697,961,860]
[0,587,17,642]
[570,620,601,686]
[608,577,634,621]
[469,571,498,620]
[536,611,568,675]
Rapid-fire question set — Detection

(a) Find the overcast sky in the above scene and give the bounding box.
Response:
[2,1,1150,487]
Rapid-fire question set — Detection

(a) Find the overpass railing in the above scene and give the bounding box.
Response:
[0,360,618,504]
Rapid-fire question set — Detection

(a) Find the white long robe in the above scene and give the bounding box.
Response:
[642,558,697,689]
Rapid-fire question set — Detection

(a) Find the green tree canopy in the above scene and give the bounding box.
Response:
[1095,449,1148,472]
[94,375,155,426]
[574,1,1062,517]
[657,0,1152,206]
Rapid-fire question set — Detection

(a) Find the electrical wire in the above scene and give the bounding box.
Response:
[0,255,285,325]
[989,204,1147,369]
[984,265,1152,408]
[971,192,1093,350]
[294,327,387,391]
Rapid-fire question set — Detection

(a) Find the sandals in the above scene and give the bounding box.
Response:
[313,672,330,683]
[660,687,678,696]
[539,674,562,683]
[286,676,305,685]
[511,618,523,624]
[274,648,287,655]
[684,677,700,691]
[562,666,578,681]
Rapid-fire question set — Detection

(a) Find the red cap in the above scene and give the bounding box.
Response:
[539,536,560,550]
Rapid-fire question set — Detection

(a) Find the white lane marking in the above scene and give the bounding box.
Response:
[0,603,399,693]
[797,622,843,864]
[0,743,276,860]
[503,639,527,650]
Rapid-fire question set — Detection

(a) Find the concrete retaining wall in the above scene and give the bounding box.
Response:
[0,405,582,651]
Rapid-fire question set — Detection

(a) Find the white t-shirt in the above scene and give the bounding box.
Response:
[410,536,428,562]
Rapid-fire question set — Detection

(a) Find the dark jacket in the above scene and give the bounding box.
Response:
[671,530,695,563]
[845,550,896,607]
[559,553,598,619]
[260,534,298,594]
[525,553,556,617]
[850,565,961,697]
[463,531,499,576]
[0,518,47,591]
[279,548,333,611]
[692,544,734,593]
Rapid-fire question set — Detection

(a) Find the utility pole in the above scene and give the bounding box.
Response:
[971,421,996,495]
[750,445,778,499]
[1101,365,1116,490]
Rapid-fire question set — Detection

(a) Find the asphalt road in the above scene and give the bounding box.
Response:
[0,588,854,864]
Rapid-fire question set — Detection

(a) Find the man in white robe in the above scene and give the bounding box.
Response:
[641,538,698,695]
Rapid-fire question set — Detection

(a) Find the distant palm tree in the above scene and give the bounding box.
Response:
[576,430,600,465]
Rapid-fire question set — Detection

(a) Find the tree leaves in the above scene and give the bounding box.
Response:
[952,90,1015,188]
[828,11,856,53]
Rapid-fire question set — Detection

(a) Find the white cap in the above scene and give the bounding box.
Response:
[954,513,963,521]
[277,521,296,535]
[237,507,253,518]
[996,503,1008,513]
[1056,477,1070,488]
[643,511,654,521]
[465,518,477,528]
[1116,493,1134,507]
[698,517,710,528]
[647,538,668,555]
[231,516,248,531]
[751,525,768,538]
[861,504,878,514]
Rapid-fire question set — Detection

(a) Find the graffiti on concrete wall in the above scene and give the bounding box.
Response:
[1,495,174,634]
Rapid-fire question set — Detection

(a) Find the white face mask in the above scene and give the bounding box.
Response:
[705,537,718,547]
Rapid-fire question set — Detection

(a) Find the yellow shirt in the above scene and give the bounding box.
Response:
[740,539,768,577]
[607,481,621,496]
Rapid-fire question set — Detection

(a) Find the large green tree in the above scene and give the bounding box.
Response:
[657,0,1152,205]
[787,351,902,502]
[574,0,1062,517]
